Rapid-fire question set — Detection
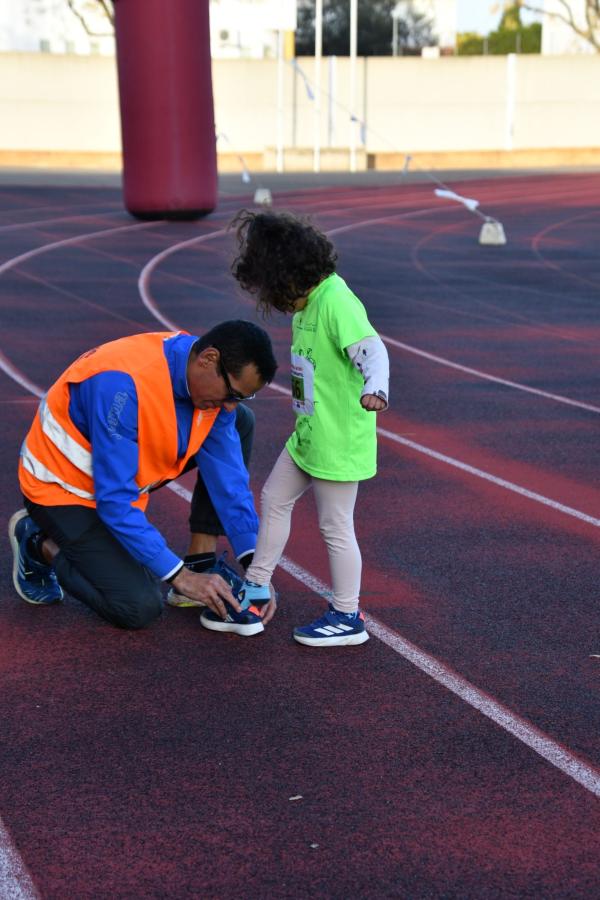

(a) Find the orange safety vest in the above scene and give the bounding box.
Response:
[19,332,219,511]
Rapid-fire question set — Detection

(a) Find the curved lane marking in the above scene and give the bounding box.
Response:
[531,209,600,291]
[0,220,159,388]
[0,210,122,234]
[0,178,597,895]
[323,215,600,411]
[138,228,228,329]
[408,218,599,345]
[137,211,599,515]
[136,206,444,328]
[0,220,157,278]
[2,352,599,805]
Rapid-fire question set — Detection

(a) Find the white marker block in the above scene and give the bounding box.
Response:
[479,220,507,245]
[253,188,273,207]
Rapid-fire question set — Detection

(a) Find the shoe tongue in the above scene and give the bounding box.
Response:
[239,597,251,612]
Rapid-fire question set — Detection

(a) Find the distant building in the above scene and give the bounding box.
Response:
[210,0,297,59]
[0,0,114,54]
[541,0,597,55]
[0,0,298,58]
[412,0,458,51]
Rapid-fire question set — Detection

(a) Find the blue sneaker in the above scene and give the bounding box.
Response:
[200,561,267,635]
[8,509,63,605]
[293,604,369,647]
[200,596,264,637]
[167,552,245,608]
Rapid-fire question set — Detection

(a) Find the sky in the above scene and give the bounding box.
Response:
[457,1,541,35]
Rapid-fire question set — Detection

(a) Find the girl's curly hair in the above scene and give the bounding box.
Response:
[230,209,337,315]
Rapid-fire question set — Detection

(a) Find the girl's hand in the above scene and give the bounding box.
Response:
[259,585,278,625]
[361,393,387,412]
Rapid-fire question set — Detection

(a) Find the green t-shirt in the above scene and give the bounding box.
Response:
[286,273,378,481]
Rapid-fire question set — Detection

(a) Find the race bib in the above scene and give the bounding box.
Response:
[291,352,314,415]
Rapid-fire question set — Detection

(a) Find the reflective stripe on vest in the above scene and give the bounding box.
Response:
[19,332,218,508]
[20,440,95,501]
[26,399,171,498]
[38,396,93,477]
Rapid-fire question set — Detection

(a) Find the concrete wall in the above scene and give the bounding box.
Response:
[1,51,599,170]
[0,53,120,153]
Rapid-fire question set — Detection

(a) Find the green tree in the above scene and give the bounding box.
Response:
[295,0,436,56]
[457,3,541,55]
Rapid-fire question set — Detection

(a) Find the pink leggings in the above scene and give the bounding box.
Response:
[246,447,361,613]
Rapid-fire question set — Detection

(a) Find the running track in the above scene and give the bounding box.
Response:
[0,171,599,898]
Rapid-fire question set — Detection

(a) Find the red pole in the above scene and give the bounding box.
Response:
[114,0,217,219]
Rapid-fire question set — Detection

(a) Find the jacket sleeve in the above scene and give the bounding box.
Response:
[71,372,183,580]
[195,407,258,559]
[346,335,390,408]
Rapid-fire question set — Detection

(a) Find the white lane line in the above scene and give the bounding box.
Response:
[166,480,600,799]
[377,427,600,528]
[323,213,599,416]
[0,220,159,394]
[136,224,599,527]
[2,327,598,808]
[324,206,441,235]
[0,820,39,899]
[0,221,156,277]
[380,334,600,416]
[0,353,44,399]
[136,204,451,327]
[0,210,121,234]
[138,229,228,329]
[268,381,600,529]
[365,616,600,799]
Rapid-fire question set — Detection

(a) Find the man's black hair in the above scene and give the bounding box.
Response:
[192,320,277,383]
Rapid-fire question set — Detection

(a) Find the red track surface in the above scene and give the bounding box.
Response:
[0,173,599,898]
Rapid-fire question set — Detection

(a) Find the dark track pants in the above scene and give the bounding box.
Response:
[24,404,255,629]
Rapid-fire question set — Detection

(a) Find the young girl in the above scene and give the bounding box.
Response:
[201,210,389,647]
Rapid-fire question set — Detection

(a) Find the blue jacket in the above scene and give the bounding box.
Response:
[68,332,257,580]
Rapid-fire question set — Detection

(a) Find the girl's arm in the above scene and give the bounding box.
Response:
[346,335,390,411]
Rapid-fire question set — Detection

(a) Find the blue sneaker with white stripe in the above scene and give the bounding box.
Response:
[8,509,63,605]
[168,551,245,607]
[200,596,265,636]
[293,604,369,647]
[199,573,273,637]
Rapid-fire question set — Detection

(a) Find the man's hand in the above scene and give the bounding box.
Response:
[361,393,387,411]
[170,568,241,620]
[259,584,278,625]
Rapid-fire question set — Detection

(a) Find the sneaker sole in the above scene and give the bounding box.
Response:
[8,509,63,605]
[293,630,369,647]
[200,614,264,637]
[166,591,206,608]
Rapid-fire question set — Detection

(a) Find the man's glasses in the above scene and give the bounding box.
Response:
[215,352,255,402]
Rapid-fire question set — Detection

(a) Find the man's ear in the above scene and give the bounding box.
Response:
[195,347,218,368]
